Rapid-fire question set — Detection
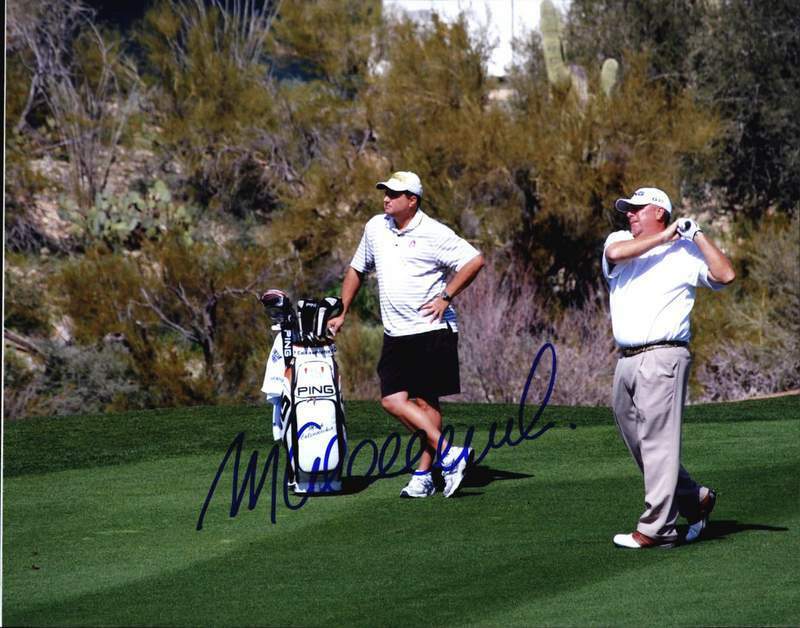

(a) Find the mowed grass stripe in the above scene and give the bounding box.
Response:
[4,406,799,626]
[5,395,797,477]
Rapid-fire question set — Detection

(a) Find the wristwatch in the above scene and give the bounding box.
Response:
[440,290,453,302]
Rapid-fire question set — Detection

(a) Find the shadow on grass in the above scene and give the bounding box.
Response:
[314,464,533,498]
[463,464,534,488]
[448,464,534,498]
[292,475,379,497]
[678,519,789,542]
[341,475,379,495]
[704,519,789,539]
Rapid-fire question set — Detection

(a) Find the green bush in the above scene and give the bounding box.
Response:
[55,235,273,409]
[690,0,800,216]
[4,266,51,336]
[270,0,382,97]
[564,0,706,92]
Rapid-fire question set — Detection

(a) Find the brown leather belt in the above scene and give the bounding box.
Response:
[620,341,689,358]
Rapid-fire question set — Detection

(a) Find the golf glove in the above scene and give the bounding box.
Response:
[677,218,702,241]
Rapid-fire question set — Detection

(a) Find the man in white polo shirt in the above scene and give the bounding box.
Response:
[328,171,485,498]
[603,187,736,548]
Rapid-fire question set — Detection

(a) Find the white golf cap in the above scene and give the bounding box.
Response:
[376,171,423,197]
[615,187,672,214]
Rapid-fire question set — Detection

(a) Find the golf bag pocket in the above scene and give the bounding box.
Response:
[284,354,347,493]
[262,334,289,440]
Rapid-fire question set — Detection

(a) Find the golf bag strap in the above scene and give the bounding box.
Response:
[332,356,347,478]
[287,362,301,475]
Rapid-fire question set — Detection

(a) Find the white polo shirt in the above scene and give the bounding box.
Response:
[602,230,725,348]
[351,210,480,337]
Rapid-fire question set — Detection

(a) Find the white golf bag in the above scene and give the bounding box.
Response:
[261,292,347,494]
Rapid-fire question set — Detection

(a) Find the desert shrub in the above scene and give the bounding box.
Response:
[139,0,281,217]
[695,214,800,400]
[6,24,65,254]
[3,351,43,420]
[332,318,383,400]
[4,145,57,253]
[260,1,393,292]
[265,151,389,294]
[3,341,145,419]
[689,0,800,217]
[270,0,382,96]
[561,0,800,218]
[56,235,273,407]
[40,342,145,416]
[367,14,513,235]
[4,265,52,336]
[455,260,615,405]
[564,0,706,92]
[9,0,140,207]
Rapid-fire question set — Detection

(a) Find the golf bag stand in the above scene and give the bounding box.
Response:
[260,290,347,494]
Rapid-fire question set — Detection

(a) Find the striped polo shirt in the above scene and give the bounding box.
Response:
[350,210,480,337]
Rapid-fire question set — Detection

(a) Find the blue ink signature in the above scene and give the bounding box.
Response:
[197,342,566,530]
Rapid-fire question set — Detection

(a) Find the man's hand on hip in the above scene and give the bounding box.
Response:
[419,296,449,322]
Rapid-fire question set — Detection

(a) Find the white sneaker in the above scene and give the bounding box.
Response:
[613,531,675,549]
[441,446,474,498]
[400,473,435,498]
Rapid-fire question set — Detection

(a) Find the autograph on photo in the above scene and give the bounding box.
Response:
[196,343,572,530]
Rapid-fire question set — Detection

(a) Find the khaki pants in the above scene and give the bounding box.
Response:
[612,346,702,541]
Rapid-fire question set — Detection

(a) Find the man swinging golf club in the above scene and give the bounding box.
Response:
[328,171,484,497]
[603,187,735,548]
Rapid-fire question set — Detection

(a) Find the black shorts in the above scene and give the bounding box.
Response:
[377,328,460,400]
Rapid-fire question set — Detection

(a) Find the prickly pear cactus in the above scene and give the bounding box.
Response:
[59,180,195,248]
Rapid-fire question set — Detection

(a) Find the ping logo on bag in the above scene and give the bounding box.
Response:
[282,331,293,358]
[297,385,335,397]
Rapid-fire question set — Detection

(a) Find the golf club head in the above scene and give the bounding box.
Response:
[321,296,343,320]
[295,297,344,345]
[297,299,319,344]
[260,289,294,325]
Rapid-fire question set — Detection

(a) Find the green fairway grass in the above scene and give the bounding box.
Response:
[4,396,799,626]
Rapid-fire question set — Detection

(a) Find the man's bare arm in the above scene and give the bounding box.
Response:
[693,233,736,284]
[446,253,485,298]
[420,253,485,322]
[605,222,680,264]
[327,267,364,335]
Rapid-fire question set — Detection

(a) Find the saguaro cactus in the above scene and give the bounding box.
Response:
[600,58,620,97]
[540,0,619,102]
[540,0,571,90]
